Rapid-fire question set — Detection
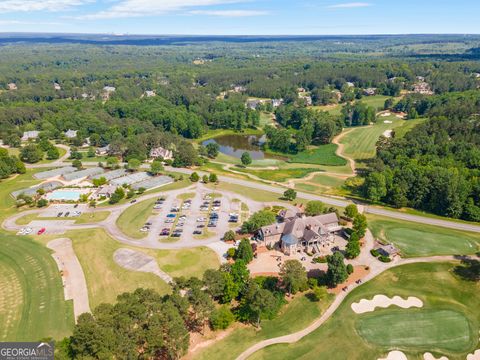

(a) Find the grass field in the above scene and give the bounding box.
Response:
[193,293,334,360]
[368,215,480,257]
[357,309,471,352]
[234,167,319,182]
[340,118,425,167]
[16,211,111,226]
[0,234,74,341]
[250,262,480,360]
[288,144,347,166]
[67,228,219,308]
[116,198,157,239]
[294,173,346,194]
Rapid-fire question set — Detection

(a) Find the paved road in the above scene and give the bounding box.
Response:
[235,230,471,360]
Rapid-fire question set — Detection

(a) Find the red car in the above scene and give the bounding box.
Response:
[37,228,46,235]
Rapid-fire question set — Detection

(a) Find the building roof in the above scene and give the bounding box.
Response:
[281,233,299,246]
[65,129,78,138]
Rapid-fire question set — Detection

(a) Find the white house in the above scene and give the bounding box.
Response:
[54,83,61,90]
[7,83,17,90]
[149,147,173,160]
[103,86,116,93]
[145,90,156,97]
[21,131,39,142]
[65,129,78,139]
[96,144,110,156]
[272,99,284,108]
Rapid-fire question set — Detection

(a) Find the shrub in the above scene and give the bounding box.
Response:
[307,277,318,289]
[370,249,380,257]
[311,286,328,302]
[313,256,327,263]
[37,199,48,208]
[210,305,235,330]
[226,248,236,259]
[346,264,354,274]
[379,255,392,263]
[223,230,236,242]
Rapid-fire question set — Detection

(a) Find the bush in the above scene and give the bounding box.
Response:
[379,255,392,263]
[223,230,236,241]
[370,249,380,257]
[37,198,48,208]
[226,248,236,259]
[307,277,318,289]
[313,256,327,263]
[210,305,235,330]
[311,286,328,302]
[346,264,354,274]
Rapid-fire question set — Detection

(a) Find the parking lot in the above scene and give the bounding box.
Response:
[137,188,242,243]
[39,203,88,218]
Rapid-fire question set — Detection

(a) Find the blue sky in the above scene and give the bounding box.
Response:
[0,0,478,35]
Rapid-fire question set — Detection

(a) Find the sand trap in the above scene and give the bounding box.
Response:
[382,129,393,138]
[467,349,480,360]
[381,112,392,117]
[378,351,408,360]
[113,248,172,283]
[351,294,423,314]
[424,353,448,360]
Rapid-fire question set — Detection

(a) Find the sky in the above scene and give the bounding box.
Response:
[0,0,478,35]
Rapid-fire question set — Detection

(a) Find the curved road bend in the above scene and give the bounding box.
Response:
[235,253,466,360]
[25,161,480,233]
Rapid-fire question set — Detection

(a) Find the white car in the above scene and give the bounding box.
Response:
[24,227,33,235]
[197,217,206,222]
[153,204,162,209]
[165,219,175,223]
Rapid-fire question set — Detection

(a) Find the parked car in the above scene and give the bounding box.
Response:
[193,230,202,235]
[64,212,70,217]
[57,212,63,217]
[130,199,137,204]
[166,214,176,218]
[37,228,46,235]
[165,219,175,223]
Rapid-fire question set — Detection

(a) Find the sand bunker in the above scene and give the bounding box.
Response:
[113,248,172,283]
[382,129,393,138]
[424,353,448,360]
[378,351,408,360]
[467,349,480,360]
[351,295,423,314]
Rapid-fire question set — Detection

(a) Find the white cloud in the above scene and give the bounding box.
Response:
[189,9,268,17]
[80,0,246,19]
[0,0,91,13]
[328,2,372,9]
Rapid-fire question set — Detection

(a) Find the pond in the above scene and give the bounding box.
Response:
[202,134,270,160]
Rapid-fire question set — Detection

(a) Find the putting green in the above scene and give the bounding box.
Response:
[356,309,472,353]
[368,215,480,257]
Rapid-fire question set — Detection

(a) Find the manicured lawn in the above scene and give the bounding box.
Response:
[0,234,74,341]
[357,309,471,352]
[289,144,347,166]
[234,167,319,182]
[66,228,219,308]
[193,293,334,360]
[16,211,110,226]
[116,198,157,239]
[66,229,170,308]
[340,119,424,166]
[368,215,480,257]
[250,262,480,360]
[177,192,196,200]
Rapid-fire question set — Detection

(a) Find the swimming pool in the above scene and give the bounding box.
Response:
[45,189,87,201]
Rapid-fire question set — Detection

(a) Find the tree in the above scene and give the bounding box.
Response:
[280,260,308,294]
[149,160,163,175]
[106,156,119,169]
[210,305,235,330]
[230,259,250,287]
[72,159,82,169]
[37,198,48,208]
[223,230,236,241]
[203,269,226,299]
[190,172,200,182]
[241,152,252,167]
[344,204,359,219]
[205,142,220,158]
[209,173,218,183]
[241,210,276,233]
[238,282,278,327]
[353,214,368,238]
[87,147,96,158]
[109,187,125,204]
[202,175,209,183]
[363,172,387,202]
[235,239,254,263]
[20,144,43,163]
[311,286,328,302]
[46,147,60,160]
[127,158,141,172]
[326,252,348,287]
[345,239,361,259]
[188,285,214,332]
[305,201,326,216]
[283,189,297,201]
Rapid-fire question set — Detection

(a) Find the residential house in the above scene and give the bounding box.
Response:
[91,185,117,200]
[102,86,116,101]
[233,85,247,93]
[21,131,39,142]
[346,82,355,88]
[299,94,313,106]
[258,212,341,255]
[363,88,376,96]
[246,99,263,110]
[145,90,156,97]
[7,83,17,90]
[272,99,284,108]
[376,244,400,258]
[413,81,434,95]
[65,129,78,139]
[53,82,61,91]
[96,144,110,156]
[149,146,173,160]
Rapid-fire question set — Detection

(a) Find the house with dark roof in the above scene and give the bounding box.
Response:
[258,213,341,255]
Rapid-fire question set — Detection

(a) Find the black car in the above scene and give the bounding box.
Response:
[64,212,70,217]
[193,230,202,235]
[57,212,63,217]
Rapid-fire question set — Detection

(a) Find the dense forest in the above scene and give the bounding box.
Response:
[1,36,479,220]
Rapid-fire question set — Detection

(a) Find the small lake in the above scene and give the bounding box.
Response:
[202,134,269,160]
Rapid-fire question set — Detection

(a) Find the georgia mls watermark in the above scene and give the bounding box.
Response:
[0,343,54,360]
